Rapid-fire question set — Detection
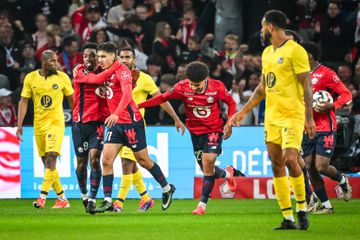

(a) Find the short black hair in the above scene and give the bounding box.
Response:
[185,61,209,83]
[81,42,97,52]
[97,42,118,54]
[264,10,287,29]
[120,45,136,58]
[62,36,77,48]
[301,41,321,61]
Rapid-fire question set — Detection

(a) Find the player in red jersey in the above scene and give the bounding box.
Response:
[301,41,353,214]
[72,43,108,214]
[74,42,175,213]
[138,61,238,215]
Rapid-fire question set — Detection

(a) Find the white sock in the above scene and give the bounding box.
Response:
[162,184,171,193]
[60,195,67,201]
[322,200,332,209]
[89,198,96,203]
[199,202,207,209]
[104,197,112,203]
[81,193,88,201]
[225,170,230,179]
[285,215,295,222]
[340,176,346,185]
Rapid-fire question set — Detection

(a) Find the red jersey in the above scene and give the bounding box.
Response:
[71,7,88,36]
[311,64,352,131]
[139,78,236,135]
[72,64,109,123]
[75,61,142,124]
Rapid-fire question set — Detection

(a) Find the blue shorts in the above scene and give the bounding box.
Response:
[72,121,105,157]
[105,119,147,152]
[301,131,336,158]
[191,132,223,162]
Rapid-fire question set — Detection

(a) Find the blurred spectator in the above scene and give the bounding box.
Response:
[179,7,198,45]
[59,16,82,48]
[0,74,10,90]
[0,88,17,127]
[34,31,59,60]
[296,0,322,41]
[338,63,354,87]
[176,63,187,81]
[0,23,22,91]
[211,0,243,50]
[69,0,84,18]
[71,0,100,36]
[145,54,163,85]
[315,1,351,70]
[89,28,110,44]
[179,35,202,64]
[152,21,183,73]
[46,24,62,51]
[32,14,48,51]
[58,36,83,79]
[82,4,107,42]
[151,0,180,31]
[34,0,69,26]
[19,43,40,75]
[210,56,233,91]
[107,0,135,28]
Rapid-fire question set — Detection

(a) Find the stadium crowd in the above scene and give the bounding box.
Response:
[0,0,359,132]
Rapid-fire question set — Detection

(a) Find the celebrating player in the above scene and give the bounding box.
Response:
[138,61,238,215]
[17,50,74,209]
[301,41,353,214]
[230,10,315,230]
[72,43,108,214]
[75,42,176,212]
[113,46,185,212]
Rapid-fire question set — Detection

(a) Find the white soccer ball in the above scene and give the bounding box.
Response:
[313,90,333,108]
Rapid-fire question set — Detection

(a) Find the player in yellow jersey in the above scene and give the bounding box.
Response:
[229,10,316,230]
[112,46,185,212]
[16,50,74,209]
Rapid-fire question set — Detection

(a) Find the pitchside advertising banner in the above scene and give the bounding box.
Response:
[18,126,270,199]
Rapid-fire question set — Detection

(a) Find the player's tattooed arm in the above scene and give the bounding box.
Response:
[229,76,266,127]
[297,72,316,138]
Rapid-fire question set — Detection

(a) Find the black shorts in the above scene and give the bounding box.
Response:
[72,121,105,157]
[191,132,223,162]
[105,119,147,152]
[301,131,336,158]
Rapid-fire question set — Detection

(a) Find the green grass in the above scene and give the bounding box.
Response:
[0,199,359,240]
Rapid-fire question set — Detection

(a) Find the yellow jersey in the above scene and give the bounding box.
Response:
[21,69,74,133]
[261,40,310,125]
[132,71,159,117]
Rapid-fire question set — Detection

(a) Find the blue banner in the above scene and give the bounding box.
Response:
[20,126,269,199]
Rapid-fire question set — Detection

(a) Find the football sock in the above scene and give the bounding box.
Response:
[198,201,206,210]
[117,174,133,201]
[103,174,114,198]
[40,168,56,199]
[148,162,168,187]
[52,169,67,200]
[322,200,333,209]
[314,186,329,203]
[200,175,215,204]
[302,167,312,204]
[273,176,293,219]
[89,170,101,199]
[133,169,151,201]
[214,166,227,179]
[289,173,307,212]
[81,193,88,200]
[76,167,88,195]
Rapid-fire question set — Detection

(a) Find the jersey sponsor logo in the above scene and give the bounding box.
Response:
[40,95,52,108]
[95,85,113,99]
[207,96,214,103]
[192,106,211,118]
[205,91,217,96]
[120,71,130,80]
[124,128,138,144]
[311,77,318,85]
[52,84,59,90]
[265,72,276,88]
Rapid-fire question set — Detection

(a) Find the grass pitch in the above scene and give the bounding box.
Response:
[0,199,359,240]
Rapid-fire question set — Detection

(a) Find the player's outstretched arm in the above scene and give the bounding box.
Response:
[16,97,29,141]
[152,91,186,135]
[75,61,121,84]
[138,93,169,109]
[229,77,266,127]
[297,72,316,138]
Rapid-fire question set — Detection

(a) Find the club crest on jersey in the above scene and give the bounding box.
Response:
[207,96,214,103]
[311,77,318,85]
[277,57,284,64]
[52,84,58,90]
[120,71,130,80]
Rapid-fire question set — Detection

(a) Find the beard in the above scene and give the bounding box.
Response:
[261,31,272,47]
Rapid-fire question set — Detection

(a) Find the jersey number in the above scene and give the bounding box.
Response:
[193,107,211,118]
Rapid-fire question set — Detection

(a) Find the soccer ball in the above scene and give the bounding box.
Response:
[313,90,333,108]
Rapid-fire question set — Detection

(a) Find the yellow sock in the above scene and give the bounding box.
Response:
[289,173,306,212]
[133,169,150,201]
[52,169,66,199]
[117,174,133,201]
[40,168,56,199]
[273,176,293,219]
